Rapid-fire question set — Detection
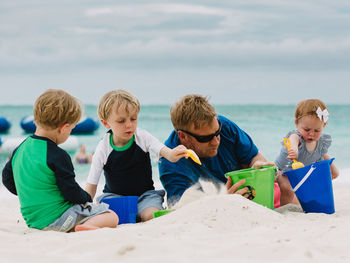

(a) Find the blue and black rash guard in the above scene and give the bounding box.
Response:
[87,128,165,196]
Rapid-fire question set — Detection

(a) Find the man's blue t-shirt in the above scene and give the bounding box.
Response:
[158,115,258,206]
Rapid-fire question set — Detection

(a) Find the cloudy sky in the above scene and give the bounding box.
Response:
[1,0,350,105]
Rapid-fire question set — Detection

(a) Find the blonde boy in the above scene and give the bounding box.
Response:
[86,90,187,221]
[2,89,118,232]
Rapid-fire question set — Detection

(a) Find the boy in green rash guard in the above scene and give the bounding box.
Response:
[2,89,118,232]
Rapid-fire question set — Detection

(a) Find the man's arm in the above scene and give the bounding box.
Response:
[245,152,275,169]
[160,173,194,207]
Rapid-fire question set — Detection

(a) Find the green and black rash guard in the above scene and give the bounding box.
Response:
[2,135,91,229]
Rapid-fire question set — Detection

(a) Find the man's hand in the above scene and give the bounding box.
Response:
[226,176,250,197]
[251,161,275,169]
[247,152,274,169]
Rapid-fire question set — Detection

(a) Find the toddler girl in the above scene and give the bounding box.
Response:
[275,99,339,205]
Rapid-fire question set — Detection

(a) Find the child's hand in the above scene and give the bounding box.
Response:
[167,145,188,163]
[324,154,339,180]
[287,147,298,160]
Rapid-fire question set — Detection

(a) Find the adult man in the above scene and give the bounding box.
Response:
[158,94,278,207]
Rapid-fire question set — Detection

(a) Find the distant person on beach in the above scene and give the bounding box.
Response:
[275,99,339,206]
[2,89,118,232]
[158,94,280,207]
[85,90,188,222]
[74,144,92,164]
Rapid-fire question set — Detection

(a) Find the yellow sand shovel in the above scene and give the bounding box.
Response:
[186,149,202,165]
[283,138,304,169]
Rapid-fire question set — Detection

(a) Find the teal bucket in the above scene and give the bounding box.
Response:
[284,158,335,214]
[101,196,138,224]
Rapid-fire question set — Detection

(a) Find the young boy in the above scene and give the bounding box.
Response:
[85,90,187,222]
[2,89,118,232]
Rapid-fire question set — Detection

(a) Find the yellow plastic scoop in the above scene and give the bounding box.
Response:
[186,149,202,165]
[283,138,304,169]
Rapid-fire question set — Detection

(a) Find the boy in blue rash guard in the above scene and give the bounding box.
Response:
[85,90,187,222]
[158,94,279,207]
[2,89,118,232]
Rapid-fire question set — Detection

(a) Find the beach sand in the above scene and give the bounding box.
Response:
[1,177,349,263]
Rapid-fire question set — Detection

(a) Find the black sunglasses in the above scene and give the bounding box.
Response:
[178,119,222,143]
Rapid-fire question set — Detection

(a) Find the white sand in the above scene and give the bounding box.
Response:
[1,175,350,263]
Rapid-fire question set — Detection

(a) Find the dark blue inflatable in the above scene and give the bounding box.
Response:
[0,117,11,133]
[20,116,99,134]
[20,116,36,133]
[72,117,99,134]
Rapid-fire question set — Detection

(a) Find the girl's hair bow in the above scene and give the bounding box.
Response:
[316,107,329,123]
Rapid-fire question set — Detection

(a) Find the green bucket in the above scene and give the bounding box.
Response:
[225,166,277,209]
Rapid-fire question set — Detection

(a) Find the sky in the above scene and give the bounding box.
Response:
[1,0,350,105]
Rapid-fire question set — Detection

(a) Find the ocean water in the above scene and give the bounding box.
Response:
[0,105,349,186]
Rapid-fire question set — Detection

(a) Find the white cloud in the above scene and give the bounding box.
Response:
[65,27,109,35]
[85,4,228,17]
[1,33,350,71]
[0,0,350,106]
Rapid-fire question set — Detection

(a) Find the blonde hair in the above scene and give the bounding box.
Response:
[97,90,140,120]
[170,94,217,130]
[295,99,328,123]
[34,89,82,129]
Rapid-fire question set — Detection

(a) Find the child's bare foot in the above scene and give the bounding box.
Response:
[74,224,99,232]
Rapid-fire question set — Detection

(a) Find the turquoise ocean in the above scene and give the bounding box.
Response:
[0,105,349,189]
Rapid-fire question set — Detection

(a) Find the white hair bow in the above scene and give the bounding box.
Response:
[316,107,329,123]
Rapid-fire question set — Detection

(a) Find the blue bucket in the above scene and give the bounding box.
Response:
[284,158,335,214]
[101,196,138,224]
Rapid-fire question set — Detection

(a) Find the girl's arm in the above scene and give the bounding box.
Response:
[287,133,300,159]
[324,154,339,179]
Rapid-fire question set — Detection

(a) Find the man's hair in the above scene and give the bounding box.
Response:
[170,94,217,130]
[295,99,328,123]
[97,89,140,121]
[34,89,82,129]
